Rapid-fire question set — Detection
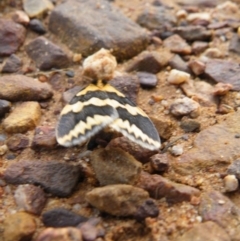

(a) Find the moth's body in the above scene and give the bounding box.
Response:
[56,79,161,151]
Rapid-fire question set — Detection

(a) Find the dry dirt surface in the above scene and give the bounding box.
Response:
[1,0,240,241]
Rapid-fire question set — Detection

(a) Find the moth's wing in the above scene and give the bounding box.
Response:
[104,84,161,151]
[56,84,118,147]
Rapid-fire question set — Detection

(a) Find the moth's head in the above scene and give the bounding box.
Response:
[83,48,117,81]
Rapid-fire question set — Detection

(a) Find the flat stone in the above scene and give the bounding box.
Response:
[163,34,192,55]
[180,119,201,132]
[0,99,11,117]
[188,59,205,75]
[3,212,36,241]
[0,74,53,101]
[49,0,148,60]
[6,134,29,151]
[0,19,26,56]
[169,54,191,73]
[192,41,209,54]
[42,208,87,227]
[229,34,240,55]
[25,36,70,71]
[86,184,150,216]
[204,59,240,91]
[213,83,233,96]
[2,102,41,133]
[14,184,47,215]
[4,160,82,197]
[1,54,22,73]
[175,221,231,241]
[137,72,158,88]
[137,172,200,203]
[90,147,142,186]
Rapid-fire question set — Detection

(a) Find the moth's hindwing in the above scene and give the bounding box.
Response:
[56,84,118,147]
[104,84,161,151]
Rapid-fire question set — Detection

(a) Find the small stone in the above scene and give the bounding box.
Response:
[86,184,150,216]
[25,36,70,70]
[170,97,200,117]
[42,208,87,227]
[12,10,30,25]
[187,12,211,25]
[163,34,191,55]
[29,19,47,34]
[150,153,169,173]
[23,0,54,18]
[180,119,201,132]
[0,99,11,117]
[65,70,75,78]
[223,175,238,192]
[36,227,82,241]
[2,102,41,133]
[14,184,47,215]
[0,74,53,101]
[202,48,223,59]
[192,41,208,54]
[1,54,22,73]
[213,83,233,96]
[169,54,191,73]
[188,59,205,75]
[3,212,36,241]
[0,144,8,156]
[167,69,190,85]
[137,72,158,88]
[176,9,187,19]
[227,159,240,180]
[6,134,29,151]
[90,147,142,185]
[4,160,82,197]
[170,145,184,156]
[31,126,57,149]
[229,34,240,55]
[0,19,26,56]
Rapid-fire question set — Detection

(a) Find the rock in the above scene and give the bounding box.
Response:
[137,72,158,88]
[192,41,208,54]
[2,101,41,133]
[1,54,22,73]
[0,99,11,117]
[180,119,201,132]
[23,0,54,18]
[219,92,240,113]
[0,144,8,156]
[90,147,142,185]
[29,19,47,34]
[169,54,191,73]
[11,10,30,25]
[125,50,171,74]
[223,175,238,192]
[173,26,211,42]
[204,59,240,91]
[25,36,70,71]
[86,184,150,216]
[42,208,87,227]
[0,75,53,101]
[163,34,191,55]
[202,48,224,59]
[229,34,240,55]
[31,126,57,149]
[170,97,200,117]
[49,0,148,60]
[227,159,240,180]
[4,160,82,197]
[107,137,157,163]
[0,19,26,56]
[36,227,82,241]
[6,134,29,151]
[167,69,190,85]
[14,184,47,215]
[170,144,184,156]
[150,153,169,173]
[3,212,36,241]
[136,172,200,203]
[213,83,232,96]
[187,12,211,25]
[175,221,231,241]
[188,59,205,75]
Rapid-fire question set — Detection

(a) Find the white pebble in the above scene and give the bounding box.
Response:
[170,145,183,156]
[176,9,187,19]
[224,174,238,192]
[167,69,190,85]
[0,145,8,156]
[187,13,211,23]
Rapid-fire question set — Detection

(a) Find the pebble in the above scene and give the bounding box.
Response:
[137,72,158,88]
[163,34,192,55]
[29,19,47,34]
[42,208,87,227]
[86,184,150,216]
[229,34,240,55]
[213,83,232,96]
[6,134,29,151]
[3,212,36,241]
[170,144,184,156]
[11,10,30,25]
[202,48,224,59]
[0,144,8,156]
[2,101,41,133]
[170,97,200,117]
[49,0,148,60]
[0,74,53,101]
[169,54,191,73]
[23,0,54,18]
[126,50,171,74]
[31,126,57,149]
[4,160,82,197]
[192,41,209,54]
[25,36,70,71]
[0,99,11,117]
[90,147,142,186]
[188,59,205,75]
[1,54,22,73]
[187,12,211,25]
[223,175,238,192]
[150,153,169,173]
[14,184,47,215]
[227,159,240,180]
[167,69,190,85]
[180,119,201,132]
[36,227,82,241]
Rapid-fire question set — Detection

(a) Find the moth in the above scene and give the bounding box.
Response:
[56,79,161,151]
